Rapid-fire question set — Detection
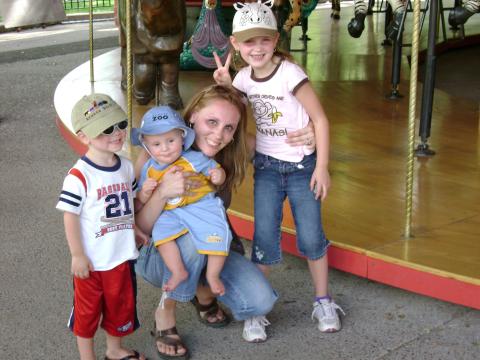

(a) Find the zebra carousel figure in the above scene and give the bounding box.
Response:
[348,0,406,40]
[331,0,341,20]
[449,0,480,27]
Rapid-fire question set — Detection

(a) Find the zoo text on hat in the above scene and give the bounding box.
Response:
[71,94,127,138]
[131,106,195,151]
[232,0,278,42]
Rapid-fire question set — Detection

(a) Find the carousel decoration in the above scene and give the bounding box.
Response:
[449,0,479,27]
[298,0,319,41]
[281,0,303,32]
[118,0,186,109]
[181,0,307,70]
[180,0,231,70]
[331,0,341,20]
[348,0,406,41]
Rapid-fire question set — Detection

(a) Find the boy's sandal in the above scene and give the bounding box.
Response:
[104,349,146,360]
[151,326,190,360]
[190,296,231,328]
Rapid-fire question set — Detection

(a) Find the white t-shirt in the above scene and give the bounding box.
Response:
[233,59,315,162]
[56,155,139,271]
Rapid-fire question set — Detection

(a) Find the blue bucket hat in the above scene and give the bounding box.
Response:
[131,106,195,150]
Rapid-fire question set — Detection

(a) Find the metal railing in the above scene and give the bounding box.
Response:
[63,0,115,12]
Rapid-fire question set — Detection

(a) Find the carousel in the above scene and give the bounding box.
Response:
[54,0,480,309]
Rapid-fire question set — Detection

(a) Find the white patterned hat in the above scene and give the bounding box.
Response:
[232,0,278,42]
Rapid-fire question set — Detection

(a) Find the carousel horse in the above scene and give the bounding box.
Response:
[272,0,329,48]
[181,0,305,70]
[185,0,305,68]
[273,0,314,49]
[449,0,479,27]
[348,0,406,40]
[181,0,231,70]
[298,0,320,41]
[279,0,302,32]
[118,0,186,108]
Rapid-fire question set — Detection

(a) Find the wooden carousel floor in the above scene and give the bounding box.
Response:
[55,4,480,308]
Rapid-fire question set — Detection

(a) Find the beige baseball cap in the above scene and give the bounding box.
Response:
[71,93,127,138]
[232,0,278,42]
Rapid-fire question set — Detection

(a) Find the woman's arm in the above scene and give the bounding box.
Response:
[135,148,150,180]
[247,133,256,160]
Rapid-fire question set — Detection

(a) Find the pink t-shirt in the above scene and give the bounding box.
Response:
[233,60,314,162]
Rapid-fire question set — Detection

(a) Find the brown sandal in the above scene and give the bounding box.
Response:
[190,296,231,328]
[151,326,190,360]
[104,349,146,360]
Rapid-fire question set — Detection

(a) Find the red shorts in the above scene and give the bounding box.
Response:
[68,261,139,338]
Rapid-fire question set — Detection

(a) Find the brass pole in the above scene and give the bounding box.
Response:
[126,0,133,155]
[89,0,94,88]
[405,0,422,238]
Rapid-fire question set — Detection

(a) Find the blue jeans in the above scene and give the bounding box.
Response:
[252,152,330,265]
[135,233,278,321]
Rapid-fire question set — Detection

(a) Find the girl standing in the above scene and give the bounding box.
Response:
[214,0,344,338]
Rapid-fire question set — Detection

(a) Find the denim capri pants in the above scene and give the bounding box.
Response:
[252,152,330,265]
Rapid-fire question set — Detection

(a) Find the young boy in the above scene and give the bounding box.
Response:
[56,93,145,360]
[132,106,231,296]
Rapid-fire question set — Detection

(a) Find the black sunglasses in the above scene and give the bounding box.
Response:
[103,120,128,135]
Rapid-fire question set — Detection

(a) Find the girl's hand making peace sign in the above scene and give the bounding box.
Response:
[213,51,233,86]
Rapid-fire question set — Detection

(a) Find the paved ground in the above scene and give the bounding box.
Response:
[0,20,479,360]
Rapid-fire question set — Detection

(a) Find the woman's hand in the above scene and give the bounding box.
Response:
[156,166,198,199]
[213,51,233,87]
[135,166,200,235]
[310,165,330,201]
[285,121,316,149]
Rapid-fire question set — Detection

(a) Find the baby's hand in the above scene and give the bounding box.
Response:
[213,52,233,86]
[310,166,331,201]
[71,254,93,279]
[209,167,226,186]
[138,178,158,204]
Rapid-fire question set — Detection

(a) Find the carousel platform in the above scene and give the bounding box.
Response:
[54,4,480,309]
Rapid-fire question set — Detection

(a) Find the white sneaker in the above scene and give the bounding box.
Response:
[242,316,271,343]
[311,299,345,333]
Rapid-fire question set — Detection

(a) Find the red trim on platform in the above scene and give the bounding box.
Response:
[56,116,88,156]
[368,258,480,310]
[228,214,480,310]
[229,214,367,277]
[328,246,367,278]
[229,214,253,239]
